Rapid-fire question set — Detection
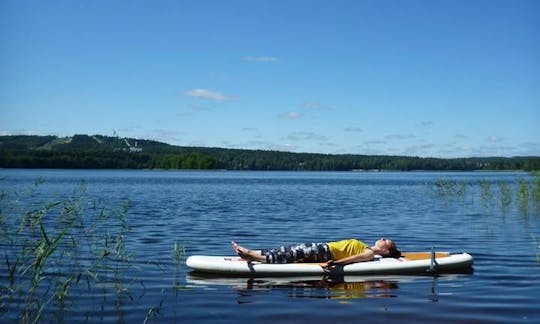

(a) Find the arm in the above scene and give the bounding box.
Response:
[322,249,375,270]
[335,249,376,265]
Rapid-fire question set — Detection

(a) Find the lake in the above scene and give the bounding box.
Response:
[1,169,539,323]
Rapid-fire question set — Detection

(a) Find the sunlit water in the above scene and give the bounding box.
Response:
[1,170,539,323]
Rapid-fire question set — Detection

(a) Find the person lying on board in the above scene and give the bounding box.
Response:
[231,238,401,270]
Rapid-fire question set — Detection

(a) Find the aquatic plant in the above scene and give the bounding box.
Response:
[174,242,185,275]
[518,179,530,215]
[142,241,186,324]
[498,181,513,209]
[0,178,194,323]
[531,234,540,263]
[534,175,540,203]
[0,181,135,323]
[479,179,493,208]
[431,179,467,198]
[429,176,540,215]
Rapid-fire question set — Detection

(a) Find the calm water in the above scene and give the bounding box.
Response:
[1,169,539,323]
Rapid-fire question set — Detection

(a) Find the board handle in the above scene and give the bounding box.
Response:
[427,247,440,274]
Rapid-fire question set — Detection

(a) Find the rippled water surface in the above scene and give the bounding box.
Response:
[1,169,539,323]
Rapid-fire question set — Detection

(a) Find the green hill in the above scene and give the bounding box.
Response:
[0,134,539,171]
[0,134,170,151]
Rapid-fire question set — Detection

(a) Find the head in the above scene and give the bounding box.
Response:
[375,238,401,258]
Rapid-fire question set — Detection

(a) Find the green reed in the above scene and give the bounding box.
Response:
[0,181,135,323]
[479,179,492,208]
[430,174,540,263]
[535,175,540,203]
[518,179,530,215]
[431,175,540,213]
[431,179,467,198]
[174,242,184,273]
[1,179,192,323]
[141,241,186,324]
[498,181,513,209]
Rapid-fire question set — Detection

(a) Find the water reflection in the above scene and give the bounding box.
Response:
[186,272,476,304]
[248,277,399,300]
[187,274,401,301]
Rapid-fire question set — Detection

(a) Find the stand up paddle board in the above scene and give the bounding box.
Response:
[186,251,473,276]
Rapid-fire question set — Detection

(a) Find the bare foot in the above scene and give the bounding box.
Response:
[231,241,243,255]
[231,241,250,257]
[231,241,265,262]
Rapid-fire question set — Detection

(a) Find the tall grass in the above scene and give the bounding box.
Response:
[430,173,540,262]
[532,234,540,264]
[479,179,492,208]
[518,179,530,215]
[431,174,540,213]
[431,179,467,199]
[498,181,513,210]
[142,241,186,324]
[0,181,134,323]
[534,175,540,204]
[1,179,190,323]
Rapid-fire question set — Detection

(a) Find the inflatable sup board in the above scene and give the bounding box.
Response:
[186,251,473,276]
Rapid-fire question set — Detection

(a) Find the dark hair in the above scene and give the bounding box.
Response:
[387,242,401,258]
[388,247,401,258]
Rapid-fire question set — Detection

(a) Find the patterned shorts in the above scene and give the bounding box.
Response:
[261,242,332,264]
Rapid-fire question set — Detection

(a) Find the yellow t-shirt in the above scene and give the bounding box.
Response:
[327,239,368,260]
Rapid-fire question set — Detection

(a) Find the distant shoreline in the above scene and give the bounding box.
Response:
[1,134,539,171]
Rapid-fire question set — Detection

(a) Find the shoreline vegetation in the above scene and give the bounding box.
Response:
[1,134,539,171]
[0,181,185,323]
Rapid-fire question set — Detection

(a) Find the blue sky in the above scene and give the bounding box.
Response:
[1,0,539,157]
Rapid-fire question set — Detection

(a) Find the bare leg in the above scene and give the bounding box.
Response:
[231,241,267,263]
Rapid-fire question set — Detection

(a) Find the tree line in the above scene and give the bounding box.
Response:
[1,135,539,171]
[1,148,539,171]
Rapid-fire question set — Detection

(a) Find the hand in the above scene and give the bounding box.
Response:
[322,260,337,273]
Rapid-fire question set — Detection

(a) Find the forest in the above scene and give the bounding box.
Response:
[1,134,539,171]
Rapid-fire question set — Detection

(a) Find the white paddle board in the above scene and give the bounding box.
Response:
[186,252,473,276]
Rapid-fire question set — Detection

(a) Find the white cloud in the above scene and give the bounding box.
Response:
[245,140,267,147]
[437,145,473,158]
[303,101,331,110]
[486,135,503,143]
[185,89,230,101]
[147,128,185,141]
[515,142,540,156]
[118,126,143,133]
[273,143,296,151]
[304,102,320,109]
[477,144,516,156]
[364,140,387,145]
[278,112,303,119]
[385,134,415,140]
[0,129,49,136]
[518,142,540,150]
[286,131,328,142]
[243,56,279,63]
[403,143,436,155]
